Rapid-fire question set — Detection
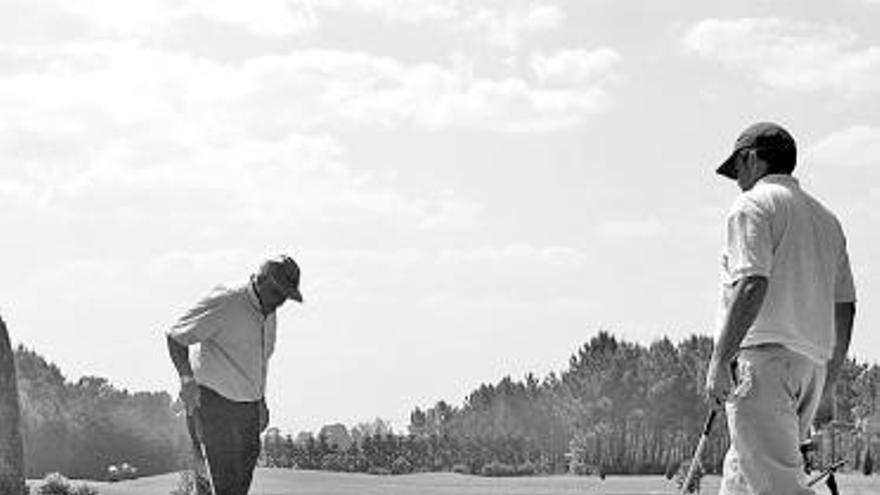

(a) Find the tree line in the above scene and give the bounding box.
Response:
[11,331,880,479]
[262,331,880,476]
[14,346,189,479]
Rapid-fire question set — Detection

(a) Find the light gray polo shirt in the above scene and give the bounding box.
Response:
[718,175,856,364]
[167,284,276,402]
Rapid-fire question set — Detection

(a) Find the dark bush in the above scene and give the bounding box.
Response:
[366,466,392,476]
[320,453,347,472]
[451,463,471,475]
[347,453,369,473]
[391,456,412,475]
[516,461,536,476]
[35,473,98,495]
[480,461,516,477]
[35,473,71,495]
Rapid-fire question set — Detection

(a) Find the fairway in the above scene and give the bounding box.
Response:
[86,469,880,495]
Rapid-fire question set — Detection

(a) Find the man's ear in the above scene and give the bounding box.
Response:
[752,149,772,176]
[744,149,755,167]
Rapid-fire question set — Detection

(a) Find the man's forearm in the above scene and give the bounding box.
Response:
[167,335,194,378]
[711,276,769,366]
[825,302,856,392]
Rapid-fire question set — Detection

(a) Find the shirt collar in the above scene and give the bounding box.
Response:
[758,174,799,187]
[245,282,264,316]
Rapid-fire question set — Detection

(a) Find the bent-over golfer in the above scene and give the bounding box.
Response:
[166,255,303,495]
[705,122,856,495]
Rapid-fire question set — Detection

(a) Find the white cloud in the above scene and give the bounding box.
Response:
[146,249,254,279]
[436,244,588,268]
[310,0,458,24]
[682,18,880,97]
[24,249,277,316]
[466,3,566,49]
[54,0,185,35]
[0,179,42,209]
[800,127,880,229]
[532,48,621,86]
[598,219,668,239]
[207,48,618,132]
[416,194,485,231]
[299,244,591,305]
[48,0,318,38]
[804,126,880,170]
[9,0,564,46]
[311,0,565,49]
[431,244,592,302]
[522,3,565,30]
[0,42,492,229]
[29,258,137,303]
[186,0,318,37]
[0,35,615,223]
[0,118,476,230]
[0,43,610,134]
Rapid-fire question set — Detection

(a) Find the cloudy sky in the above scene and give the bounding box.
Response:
[2,0,879,434]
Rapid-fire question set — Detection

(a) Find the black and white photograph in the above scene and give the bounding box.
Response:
[1,1,879,494]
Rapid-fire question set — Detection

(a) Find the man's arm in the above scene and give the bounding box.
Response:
[823,302,856,401]
[167,335,200,413]
[167,335,194,378]
[705,275,769,404]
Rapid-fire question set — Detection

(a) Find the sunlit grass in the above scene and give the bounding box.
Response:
[86,469,880,495]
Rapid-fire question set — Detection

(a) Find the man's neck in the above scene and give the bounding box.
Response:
[250,280,272,317]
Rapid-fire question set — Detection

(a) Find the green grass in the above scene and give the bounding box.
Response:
[86,469,880,495]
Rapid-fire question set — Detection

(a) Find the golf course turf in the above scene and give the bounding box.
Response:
[86,469,880,495]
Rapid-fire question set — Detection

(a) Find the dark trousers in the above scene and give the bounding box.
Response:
[196,386,262,495]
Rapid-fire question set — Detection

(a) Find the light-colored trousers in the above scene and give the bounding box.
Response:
[719,345,826,495]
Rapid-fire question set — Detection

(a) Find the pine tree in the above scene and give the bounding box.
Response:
[0,316,26,495]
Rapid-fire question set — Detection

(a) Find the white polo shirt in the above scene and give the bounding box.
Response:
[719,175,856,364]
[167,284,276,402]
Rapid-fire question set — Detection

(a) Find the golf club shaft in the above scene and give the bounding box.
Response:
[806,459,845,488]
[680,408,718,494]
[186,411,215,495]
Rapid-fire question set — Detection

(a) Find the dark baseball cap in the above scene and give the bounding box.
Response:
[716,122,796,179]
[259,255,303,303]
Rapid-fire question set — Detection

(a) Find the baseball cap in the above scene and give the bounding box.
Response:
[716,122,796,179]
[259,255,303,303]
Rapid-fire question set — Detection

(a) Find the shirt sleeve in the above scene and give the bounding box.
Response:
[723,197,774,282]
[166,287,229,345]
[835,246,857,303]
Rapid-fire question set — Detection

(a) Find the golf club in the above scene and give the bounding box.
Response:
[806,459,843,495]
[186,412,214,495]
[679,408,718,495]
[173,398,214,495]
